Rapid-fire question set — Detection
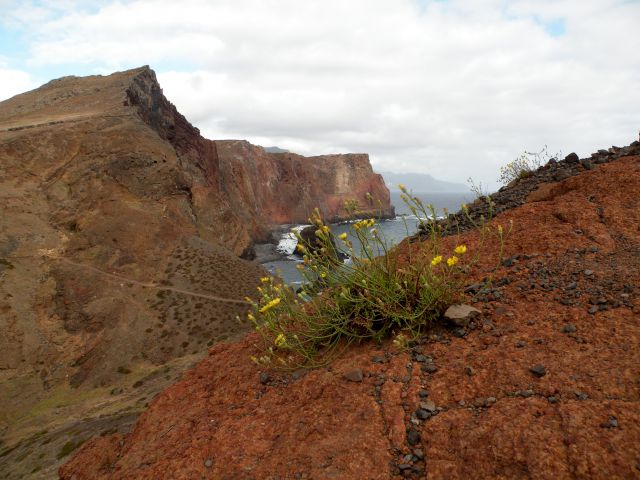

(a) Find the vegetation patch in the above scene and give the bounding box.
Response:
[247,188,508,368]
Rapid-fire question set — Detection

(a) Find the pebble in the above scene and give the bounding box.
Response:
[259,372,270,385]
[398,463,412,471]
[575,392,589,400]
[600,416,618,429]
[204,459,213,468]
[371,355,385,364]
[561,324,577,334]
[343,369,364,382]
[453,328,466,338]
[418,389,429,398]
[584,269,594,276]
[414,354,429,363]
[415,408,431,420]
[413,448,424,460]
[406,428,421,446]
[547,396,558,404]
[529,364,546,377]
[588,306,598,314]
[421,363,438,374]
[421,400,437,412]
[517,389,534,398]
[464,366,475,376]
[516,340,526,348]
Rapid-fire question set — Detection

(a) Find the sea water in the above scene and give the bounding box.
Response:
[262,191,472,285]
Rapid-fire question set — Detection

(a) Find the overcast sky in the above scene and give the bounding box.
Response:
[1,0,639,189]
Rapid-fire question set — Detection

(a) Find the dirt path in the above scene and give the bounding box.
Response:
[50,256,251,305]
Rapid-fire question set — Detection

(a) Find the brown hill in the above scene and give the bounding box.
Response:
[61,149,639,479]
[0,67,392,479]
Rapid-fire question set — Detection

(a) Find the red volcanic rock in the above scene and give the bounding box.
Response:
[61,155,640,478]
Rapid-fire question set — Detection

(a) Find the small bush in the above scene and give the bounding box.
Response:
[247,189,508,369]
[499,146,560,185]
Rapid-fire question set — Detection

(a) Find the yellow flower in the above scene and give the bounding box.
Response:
[497,225,503,234]
[247,313,256,321]
[461,203,468,212]
[398,183,407,192]
[338,232,348,241]
[274,333,287,347]
[368,218,375,227]
[260,277,270,283]
[296,243,306,252]
[447,256,459,267]
[259,297,281,313]
[296,264,305,271]
[320,272,327,278]
[322,225,330,233]
[454,245,467,255]
[431,255,442,266]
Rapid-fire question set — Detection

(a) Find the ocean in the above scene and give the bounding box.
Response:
[262,191,472,285]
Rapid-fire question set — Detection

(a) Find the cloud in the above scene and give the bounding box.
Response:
[2,0,640,187]
[0,60,34,101]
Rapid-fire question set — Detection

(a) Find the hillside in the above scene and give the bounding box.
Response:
[60,142,639,479]
[0,66,392,479]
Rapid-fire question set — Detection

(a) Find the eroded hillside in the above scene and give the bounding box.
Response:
[0,66,392,479]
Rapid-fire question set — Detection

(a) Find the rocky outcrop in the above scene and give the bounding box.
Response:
[60,149,639,478]
[424,139,640,238]
[0,66,391,479]
[123,67,393,254]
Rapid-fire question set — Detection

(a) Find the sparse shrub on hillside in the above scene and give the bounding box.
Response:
[246,187,509,368]
[467,177,491,200]
[499,146,560,185]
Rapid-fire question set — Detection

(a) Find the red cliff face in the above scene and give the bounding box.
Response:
[0,66,391,478]
[125,67,394,254]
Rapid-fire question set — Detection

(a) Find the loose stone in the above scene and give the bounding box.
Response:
[561,324,577,334]
[600,416,618,428]
[422,363,438,374]
[343,369,364,382]
[407,428,421,446]
[415,408,431,420]
[530,364,546,377]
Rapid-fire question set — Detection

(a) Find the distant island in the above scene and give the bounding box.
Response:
[264,146,290,153]
[380,171,469,193]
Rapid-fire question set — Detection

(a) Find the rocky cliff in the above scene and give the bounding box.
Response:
[0,66,392,479]
[60,143,639,479]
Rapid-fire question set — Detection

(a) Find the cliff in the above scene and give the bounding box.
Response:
[0,66,391,479]
[60,144,639,479]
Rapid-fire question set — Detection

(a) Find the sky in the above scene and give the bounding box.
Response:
[1,0,639,189]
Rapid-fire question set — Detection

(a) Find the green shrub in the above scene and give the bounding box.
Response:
[498,145,560,185]
[247,188,507,368]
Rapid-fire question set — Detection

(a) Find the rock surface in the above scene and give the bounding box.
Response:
[61,151,639,478]
[0,66,391,479]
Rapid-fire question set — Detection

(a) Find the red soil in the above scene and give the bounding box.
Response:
[61,156,640,479]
